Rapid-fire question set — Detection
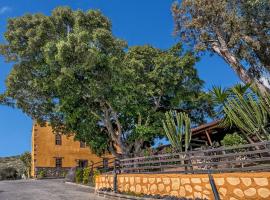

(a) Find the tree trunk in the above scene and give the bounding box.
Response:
[102,103,126,158]
[109,142,122,159]
[211,31,269,94]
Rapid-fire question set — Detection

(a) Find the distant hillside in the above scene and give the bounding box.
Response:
[0,155,25,175]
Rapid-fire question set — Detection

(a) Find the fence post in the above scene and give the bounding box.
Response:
[113,159,120,193]
[208,173,220,200]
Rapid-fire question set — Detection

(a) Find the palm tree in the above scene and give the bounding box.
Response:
[211,84,250,120]
[162,111,191,152]
[211,86,230,118]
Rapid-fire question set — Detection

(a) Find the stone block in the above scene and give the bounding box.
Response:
[149,178,156,184]
[135,184,142,193]
[119,177,124,183]
[215,178,224,186]
[162,178,170,185]
[171,178,180,190]
[150,184,157,193]
[244,188,256,197]
[130,177,135,185]
[194,185,202,191]
[135,177,141,183]
[158,184,164,192]
[240,177,251,186]
[218,188,227,196]
[179,186,186,196]
[233,188,244,198]
[254,178,268,186]
[227,177,240,185]
[143,178,148,183]
[258,188,270,198]
[180,178,190,185]
[185,185,192,193]
[191,178,201,184]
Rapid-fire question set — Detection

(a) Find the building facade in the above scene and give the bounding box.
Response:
[31,123,110,177]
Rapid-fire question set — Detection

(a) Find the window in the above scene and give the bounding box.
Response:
[55,134,62,145]
[78,160,88,168]
[80,141,86,148]
[55,158,62,168]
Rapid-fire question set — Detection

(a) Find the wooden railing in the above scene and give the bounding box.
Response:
[90,157,117,174]
[120,141,270,174]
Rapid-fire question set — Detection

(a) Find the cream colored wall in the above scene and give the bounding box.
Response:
[31,123,110,176]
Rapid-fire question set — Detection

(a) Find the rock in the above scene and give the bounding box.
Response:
[181,178,190,184]
[227,177,240,186]
[258,188,270,198]
[150,184,157,193]
[244,188,256,197]
[219,188,227,196]
[241,177,251,186]
[191,178,201,184]
[233,188,244,198]
[162,178,170,185]
[254,178,268,186]
[215,178,225,186]
[171,178,180,190]
[158,184,164,192]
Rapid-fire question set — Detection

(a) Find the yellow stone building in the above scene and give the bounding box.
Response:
[31,123,110,177]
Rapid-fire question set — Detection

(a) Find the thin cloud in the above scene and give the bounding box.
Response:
[0,6,11,15]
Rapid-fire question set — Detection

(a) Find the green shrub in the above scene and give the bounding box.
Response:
[61,171,67,178]
[221,133,247,146]
[38,170,45,178]
[75,168,83,183]
[82,167,90,184]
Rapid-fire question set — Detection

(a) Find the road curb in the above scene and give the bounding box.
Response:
[65,181,95,190]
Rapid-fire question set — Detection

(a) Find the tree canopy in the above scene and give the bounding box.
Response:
[0,7,212,157]
[173,0,270,94]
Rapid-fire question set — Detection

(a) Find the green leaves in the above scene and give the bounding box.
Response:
[173,0,270,93]
[162,111,191,152]
[222,86,270,141]
[221,133,247,147]
[1,7,210,156]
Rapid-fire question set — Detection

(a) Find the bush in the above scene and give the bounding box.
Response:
[61,171,67,178]
[0,167,18,180]
[82,167,90,184]
[38,170,45,178]
[75,168,83,183]
[221,132,247,146]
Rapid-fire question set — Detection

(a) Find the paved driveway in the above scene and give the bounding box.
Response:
[0,179,104,200]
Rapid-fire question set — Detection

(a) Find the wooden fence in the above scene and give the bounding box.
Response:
[117,141,270,174]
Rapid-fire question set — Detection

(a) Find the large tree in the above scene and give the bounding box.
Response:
[172,0,270,94]
[0,7,211,157]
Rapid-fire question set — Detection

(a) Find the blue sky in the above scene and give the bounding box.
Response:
[0,0,239,157]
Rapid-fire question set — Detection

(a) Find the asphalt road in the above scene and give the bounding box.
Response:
[0,179,104,200]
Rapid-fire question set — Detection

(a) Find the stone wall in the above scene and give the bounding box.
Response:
[95,172,270,200]
[35,167,70,178]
